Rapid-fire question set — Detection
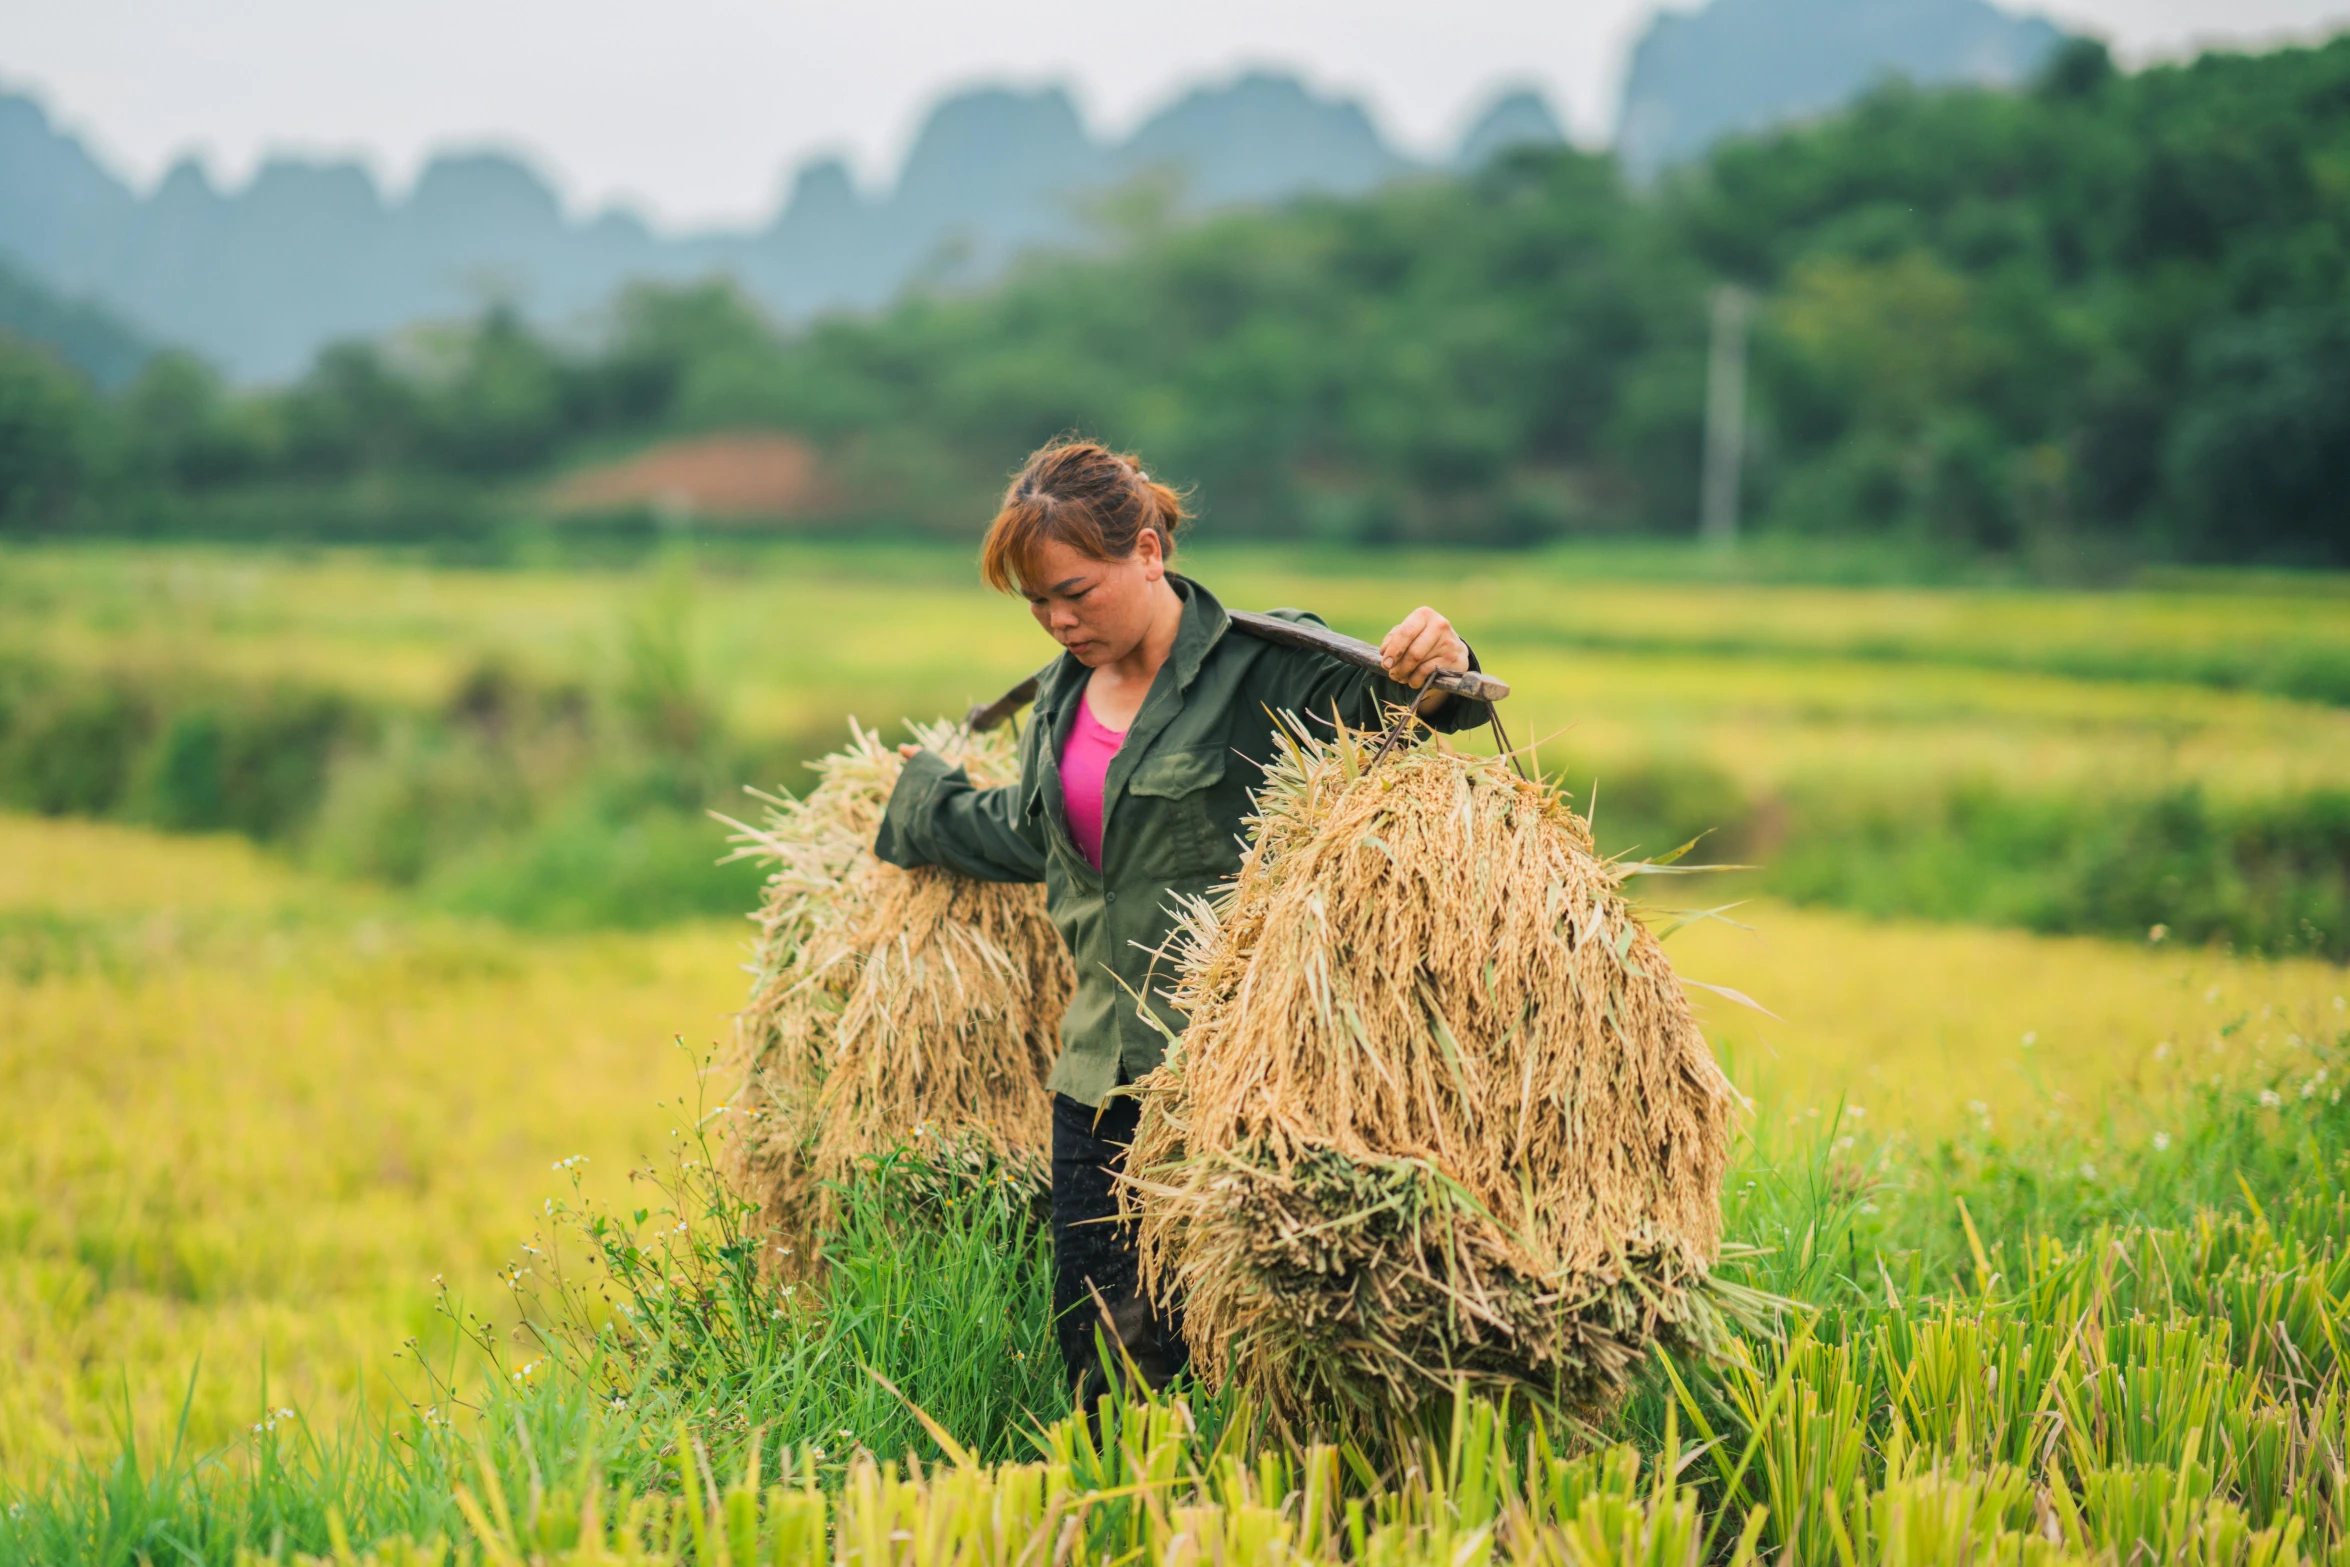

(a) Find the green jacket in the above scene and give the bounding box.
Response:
[874,575,1490,1107]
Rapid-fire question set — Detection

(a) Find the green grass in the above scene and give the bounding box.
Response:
[7,1010,2346,1567]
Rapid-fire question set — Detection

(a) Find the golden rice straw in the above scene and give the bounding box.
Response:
[1124,720,1739,1429]
[722,720,1071,1270]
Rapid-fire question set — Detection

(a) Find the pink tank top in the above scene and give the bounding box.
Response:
[1059,688,1126,872]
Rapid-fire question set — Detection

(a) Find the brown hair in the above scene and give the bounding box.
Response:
[979,440,1188,593]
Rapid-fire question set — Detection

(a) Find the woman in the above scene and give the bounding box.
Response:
[875,440,1489,1403]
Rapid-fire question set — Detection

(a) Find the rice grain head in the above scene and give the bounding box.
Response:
[723,720,1071,1268]
[1124,721,1737,1431]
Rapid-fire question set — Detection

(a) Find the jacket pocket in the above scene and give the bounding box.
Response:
[1126,745,1226,799]
[1123,744,1231,878]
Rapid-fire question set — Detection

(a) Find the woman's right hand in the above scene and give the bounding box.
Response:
[898,743,923,759]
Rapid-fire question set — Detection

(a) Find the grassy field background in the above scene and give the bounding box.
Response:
[5,808,2345,1475]
[1,541,2348,1565]
[0,815,729,1474]
[7,539,2343,948]
[9,545,2348,788]
[8,543,2344,821]
[2,538,2346,1473]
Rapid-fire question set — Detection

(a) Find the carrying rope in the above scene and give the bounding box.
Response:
[1489,701,1531,781]
[1362,689,1530,781]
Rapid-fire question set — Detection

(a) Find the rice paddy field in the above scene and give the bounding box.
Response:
[2,540,2348,1566]
[9,547,2348,799]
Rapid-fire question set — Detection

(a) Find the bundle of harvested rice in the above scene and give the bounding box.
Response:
[722,720,1071,1266]
[1123,722,1744,1429]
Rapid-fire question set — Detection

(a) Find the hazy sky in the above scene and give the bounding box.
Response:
[11,0,2349,229]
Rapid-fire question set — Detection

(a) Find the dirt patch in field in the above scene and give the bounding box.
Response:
[548,432,841,522]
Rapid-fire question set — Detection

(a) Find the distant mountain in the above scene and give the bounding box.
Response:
[1118,71,1405,205]
[0,102,688,382]
[0,94,138,288]
[1615,0,2066,178]
[1453,90,1568,170]
[0,72,1419,382]
[0,253,150,387]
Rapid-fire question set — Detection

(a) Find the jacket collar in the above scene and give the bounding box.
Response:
[1167,573,1231,692]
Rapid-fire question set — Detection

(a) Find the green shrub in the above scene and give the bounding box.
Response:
[132,690,362,840]
[0,676,149,816]
[304,726,538,887]
[1771,780,2350,957]
[426,802,763,930]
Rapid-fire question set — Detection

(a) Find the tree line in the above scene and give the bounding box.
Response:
[1,36,2344,564]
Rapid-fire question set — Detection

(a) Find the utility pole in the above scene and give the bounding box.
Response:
[1700,283,1751,547]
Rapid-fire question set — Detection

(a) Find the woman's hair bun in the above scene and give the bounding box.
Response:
[979,440,1189,593]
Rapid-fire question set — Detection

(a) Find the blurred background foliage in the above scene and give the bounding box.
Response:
[1,37,2345,566]
[0,570,780,931]
[1,546,2344,956]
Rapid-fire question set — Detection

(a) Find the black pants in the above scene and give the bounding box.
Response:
[1050,1091,1188,1397]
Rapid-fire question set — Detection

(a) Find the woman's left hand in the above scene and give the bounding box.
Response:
[1379,606,1471,690]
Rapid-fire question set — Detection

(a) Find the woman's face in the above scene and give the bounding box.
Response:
[1021,529,1167,666]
